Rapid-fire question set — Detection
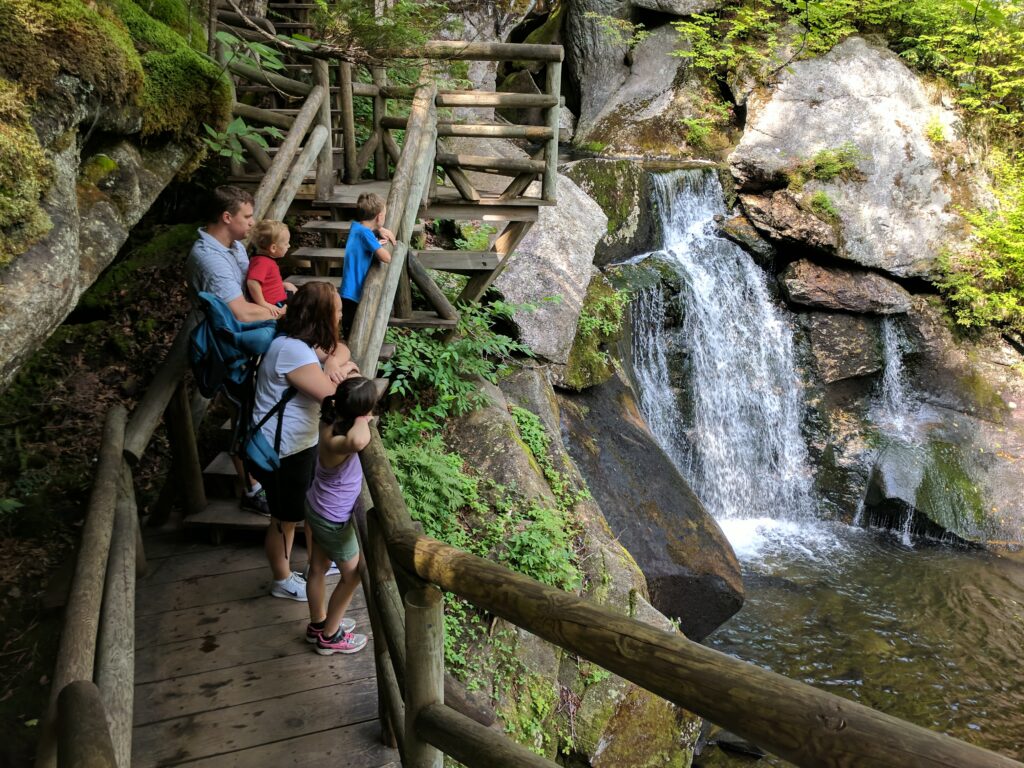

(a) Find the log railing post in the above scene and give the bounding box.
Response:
[95,464,137,768]
[340,61,359,184]
[165,381,206,523]
[373,66,389,180]
[266,124,329,220]
[36,406,127,768]
[542,59,561,203]
[253,83,326,219]
[314,59,335,200]
[57,681,117,768]
[404,586,444,768]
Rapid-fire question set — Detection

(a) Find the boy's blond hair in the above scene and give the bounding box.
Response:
[250,220,289,253]
[355,192,386,222]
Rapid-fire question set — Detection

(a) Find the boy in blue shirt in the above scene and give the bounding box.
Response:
[340,192,396,337]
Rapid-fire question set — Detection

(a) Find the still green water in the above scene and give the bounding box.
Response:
[702,519,1024,764]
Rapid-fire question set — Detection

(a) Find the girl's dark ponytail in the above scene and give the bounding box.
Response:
[321,376,379,436]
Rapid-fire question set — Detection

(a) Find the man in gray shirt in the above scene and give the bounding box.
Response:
[187,186,276,322]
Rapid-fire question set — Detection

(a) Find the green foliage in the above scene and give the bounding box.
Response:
[583,12,652,47]
[938,151,1024,332]
[311,0,449,53]
[925,114,947,144]
[202,116,284,163]
[787,142,864,189]
[808,190,839,220]
[380,301,532,439]
[671,0,1024,132]
[510,406,590,511]
[680,116,716,150]
[455,223,496,251]
[563,275,630,391]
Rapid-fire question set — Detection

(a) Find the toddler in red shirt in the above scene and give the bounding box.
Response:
[247,220,297,319]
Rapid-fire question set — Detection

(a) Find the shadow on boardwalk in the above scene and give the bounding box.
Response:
[132,530,398,767]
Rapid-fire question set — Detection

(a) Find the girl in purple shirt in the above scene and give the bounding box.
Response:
[304,376,380,655]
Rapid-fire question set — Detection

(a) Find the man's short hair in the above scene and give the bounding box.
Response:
[355,192,385,222]
[206,185,254,223]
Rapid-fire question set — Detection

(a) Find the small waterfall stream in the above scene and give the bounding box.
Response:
[630,170,814,523]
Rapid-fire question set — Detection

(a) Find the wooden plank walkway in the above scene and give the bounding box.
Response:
[133,530,399,768]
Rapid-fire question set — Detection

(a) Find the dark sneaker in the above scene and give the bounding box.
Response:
[305,618,356,644]
[316,629,368,655]
[240,488,270,517]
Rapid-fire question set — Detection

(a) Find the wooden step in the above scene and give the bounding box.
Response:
[184,498,295,532]
[388,311,458,330]
[423,202,540,222]
[285,274,340,288]
[414,250,498,272]
[203,451,238,498]
[290,246,345,262]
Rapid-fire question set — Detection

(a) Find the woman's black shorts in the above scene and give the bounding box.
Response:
[251,445,316,523]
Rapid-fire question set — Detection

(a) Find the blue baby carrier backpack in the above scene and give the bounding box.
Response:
[189,292,276,400]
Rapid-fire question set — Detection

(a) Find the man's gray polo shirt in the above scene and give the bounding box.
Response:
[187,228,250,303]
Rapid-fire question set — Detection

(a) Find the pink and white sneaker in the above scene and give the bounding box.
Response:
[316,629,368,655]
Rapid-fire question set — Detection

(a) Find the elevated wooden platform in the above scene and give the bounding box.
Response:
[133,530,398,767]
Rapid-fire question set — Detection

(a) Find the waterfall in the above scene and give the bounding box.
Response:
[630,170,814,522]
[874,317,918,440]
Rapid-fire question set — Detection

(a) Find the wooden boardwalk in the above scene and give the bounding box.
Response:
[132,530,399,768]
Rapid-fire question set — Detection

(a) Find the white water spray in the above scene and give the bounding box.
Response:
[629,170,815,526]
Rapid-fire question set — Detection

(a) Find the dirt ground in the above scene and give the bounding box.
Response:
[0,217,194,767]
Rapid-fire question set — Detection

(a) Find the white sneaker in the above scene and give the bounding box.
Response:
[270,572,308,601]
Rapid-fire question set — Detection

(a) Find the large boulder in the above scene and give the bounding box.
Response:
[804,312,883,384]
[448,372,702,765]
[0,138,188,389]
[729,36,963,278]
[632,0,722,13]
[780,259,912,314]
[564,0,632,135]
[494,174,606,365]
[562,158,660,264]
[574,25,728,157]
[558,367,744,640]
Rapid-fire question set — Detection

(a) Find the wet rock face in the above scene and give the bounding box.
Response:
[565,0,632,134]
[740,190,839,253]
[780,259,912,314]
[558,368,744,640]
[730,36,962,278]
[804,312,883,384]
[494,174,606,365]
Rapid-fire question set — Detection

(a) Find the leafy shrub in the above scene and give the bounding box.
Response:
[925,114,947,144]
[938,151,1024,333]
[808,190,839,220]
[455,222,496,251]
[563,275,630,391]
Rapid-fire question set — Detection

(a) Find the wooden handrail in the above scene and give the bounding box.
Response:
[37,407,127,768]
[382,41,563,62]
[416,704,555,768]
[56,681,117,768]
[383,529,1023,768]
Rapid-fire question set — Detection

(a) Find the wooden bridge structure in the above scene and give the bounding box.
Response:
[32,4,1024,768]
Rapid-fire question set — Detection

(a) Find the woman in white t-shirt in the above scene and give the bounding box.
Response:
[250,281,357,601]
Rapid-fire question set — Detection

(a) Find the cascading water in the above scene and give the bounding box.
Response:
[630,170,814,524]
[623,169,1024,762]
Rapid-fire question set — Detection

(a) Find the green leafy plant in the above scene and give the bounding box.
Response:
[808,189,839,220]
[681,116,715,150]
[455,222,496,251]
[201,116,284,163]
[925,114,947,144]
[938,150,1024,333]
[788,142,864,189]
[583,12,651,47]
[510,406,590,511]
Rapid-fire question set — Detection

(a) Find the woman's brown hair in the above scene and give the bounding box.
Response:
[277,281,339,356]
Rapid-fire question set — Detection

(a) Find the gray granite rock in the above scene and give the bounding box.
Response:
[632,0,722,14]
[740,190,839,253]
[730,36,963,278]
[565,0,632,135]
[494,174,606,364]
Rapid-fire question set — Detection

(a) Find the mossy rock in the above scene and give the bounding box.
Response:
[562,274,628,392]
[0,77,52,263]
[562,158,659,265]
